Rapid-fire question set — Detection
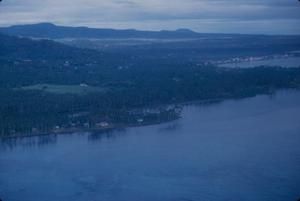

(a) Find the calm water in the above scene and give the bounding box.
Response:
[219,57,300,68]
[1,90,300,201]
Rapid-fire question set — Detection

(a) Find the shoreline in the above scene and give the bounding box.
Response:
[1,89,299,140]
[1,98,226,140]
[0,116,180,140]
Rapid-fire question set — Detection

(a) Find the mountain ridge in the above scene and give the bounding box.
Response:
[1,22,289,40]
[0,23,204,39]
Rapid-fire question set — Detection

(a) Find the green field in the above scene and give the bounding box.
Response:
[18,84,106,95]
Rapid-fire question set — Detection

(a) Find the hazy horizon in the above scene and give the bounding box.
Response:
[2,21,300,36]
[0,0,300,35]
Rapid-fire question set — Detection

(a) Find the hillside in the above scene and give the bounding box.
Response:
[0,33,108,61]
[1,33,300,136]
[2,23,300,63]
[0,23,203,39]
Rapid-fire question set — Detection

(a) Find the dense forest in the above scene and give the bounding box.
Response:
[1,31,300,137]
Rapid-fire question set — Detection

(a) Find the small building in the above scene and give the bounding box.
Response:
[96,122,109,128]
[80,83,89,87]
[64,61,70,66]
[137,118,144,123]
[84,122,90,128]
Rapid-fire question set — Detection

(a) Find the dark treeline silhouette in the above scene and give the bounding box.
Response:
[1,33,300,136]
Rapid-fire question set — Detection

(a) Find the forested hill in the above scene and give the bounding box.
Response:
[0,33,107,61]
[2,23,300,40]
[0,33,126,87]
[2,23,300,65]
[1,32,300,137]
[0,23,202,39]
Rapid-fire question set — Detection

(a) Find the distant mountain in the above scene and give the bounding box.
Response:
[0,23,205,39]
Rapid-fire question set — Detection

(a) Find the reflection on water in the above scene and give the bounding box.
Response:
[158,122,181,133]
[0,129,127,151]
[0,135,58,151]
[1,90,300,201]
[87,129,126,142]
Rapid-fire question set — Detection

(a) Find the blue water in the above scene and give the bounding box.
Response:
[1,90,300,201]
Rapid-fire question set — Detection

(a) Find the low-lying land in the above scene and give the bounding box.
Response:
[1,28,300,137]
[17,84,106,95]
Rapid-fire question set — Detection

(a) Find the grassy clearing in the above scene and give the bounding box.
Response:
[18,84,106,95]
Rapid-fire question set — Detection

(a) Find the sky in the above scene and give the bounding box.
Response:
[0,0,300,34]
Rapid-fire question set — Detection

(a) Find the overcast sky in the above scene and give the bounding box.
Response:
[0,0,300,34]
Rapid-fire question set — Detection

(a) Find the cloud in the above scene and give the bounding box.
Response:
[0,0,300,34]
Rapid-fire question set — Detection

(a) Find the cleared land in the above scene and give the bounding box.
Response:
[18,84,106,95]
